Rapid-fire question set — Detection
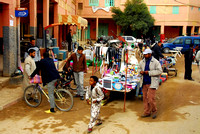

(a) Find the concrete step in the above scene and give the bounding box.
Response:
[0,77,9,89]
[0,75,23,111]
[0,85,23,110]
[0,75,23,89]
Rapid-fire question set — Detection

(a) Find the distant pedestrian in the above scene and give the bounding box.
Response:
[23,49,36,90]
[66,29,72,52]
[138,49,163,119]
[152,35,156,44]
[63,46,87,100]
[86,76,104,133]
[145,38,151,47]
[184,43,194,81]
[31,52,60,113]
[151,41,165,61]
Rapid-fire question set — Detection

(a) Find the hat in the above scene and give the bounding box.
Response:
[143,49,152,55]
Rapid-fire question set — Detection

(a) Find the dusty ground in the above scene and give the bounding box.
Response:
[0,54,200,134]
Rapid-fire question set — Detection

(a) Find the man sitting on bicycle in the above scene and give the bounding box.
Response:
[30,52,60,113]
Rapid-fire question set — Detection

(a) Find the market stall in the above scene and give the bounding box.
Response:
[99,64,140,94]
[93,43,141,109]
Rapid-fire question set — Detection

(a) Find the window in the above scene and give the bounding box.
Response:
[174,39,183,44]
[185,39,192,45]
[105,0,114,7]
[89,0,99,6]
[78,3,83,10]
[173,6,179,14]
[127,37,133,41]
[194,39,200,45]
[150,6,156,14]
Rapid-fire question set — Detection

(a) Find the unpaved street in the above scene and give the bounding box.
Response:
[0,55,200,134]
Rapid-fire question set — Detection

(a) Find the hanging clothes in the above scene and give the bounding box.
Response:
[106,47,116,69]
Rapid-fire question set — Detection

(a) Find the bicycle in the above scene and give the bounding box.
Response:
[24,81,74,112]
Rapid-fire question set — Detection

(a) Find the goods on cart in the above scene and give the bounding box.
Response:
[160,57,177,78]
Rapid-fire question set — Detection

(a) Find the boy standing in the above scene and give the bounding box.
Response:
[86,76,104,133]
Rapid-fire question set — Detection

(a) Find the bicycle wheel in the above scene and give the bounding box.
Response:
[54,88,73,112]
[24,85,42,107]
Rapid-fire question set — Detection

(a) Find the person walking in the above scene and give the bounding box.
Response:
[24,37,41,67]
[63,46,87,100]
[30,52,60,113]
[23,49,36,90]
[86,76,104,133]
[138,49,163,119]
[184,43,194,81]
[151,41,165,61]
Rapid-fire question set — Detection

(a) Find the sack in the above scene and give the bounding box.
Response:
[30,75,42,84]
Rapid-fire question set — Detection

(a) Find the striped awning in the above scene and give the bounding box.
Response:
[60,15,88,29]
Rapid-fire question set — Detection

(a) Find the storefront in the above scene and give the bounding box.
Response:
[44,15,88,48]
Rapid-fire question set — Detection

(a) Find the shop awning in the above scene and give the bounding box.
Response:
[59,15,88,29]
[44,15,88,30]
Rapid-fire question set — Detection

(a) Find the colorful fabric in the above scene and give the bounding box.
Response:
[30,75,42,84]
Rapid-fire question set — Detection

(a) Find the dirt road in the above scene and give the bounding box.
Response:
[0,55,200,134]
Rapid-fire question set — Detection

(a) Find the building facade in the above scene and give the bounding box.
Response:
[76,0,200,40]
[0,0,77,76]
[145,0,200,39]
[0,0,20,76]
[20,0,76,47]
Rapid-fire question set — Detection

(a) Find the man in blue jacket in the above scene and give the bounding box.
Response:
[31,52,60,113]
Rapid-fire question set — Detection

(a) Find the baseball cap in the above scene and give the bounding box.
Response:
[143,49,152,55]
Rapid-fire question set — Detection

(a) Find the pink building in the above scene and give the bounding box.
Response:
[0,0,21,76]
[20,0,77,47]
[0,0,84,76]
[76,0,200,40]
